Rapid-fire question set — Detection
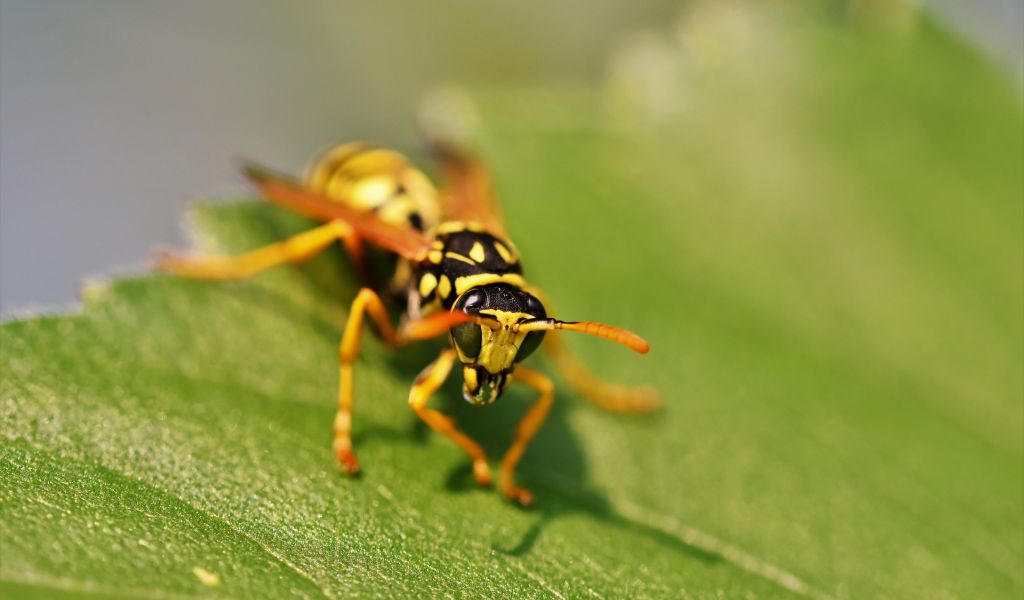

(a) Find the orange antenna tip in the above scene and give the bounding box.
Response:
[517,319,650,354]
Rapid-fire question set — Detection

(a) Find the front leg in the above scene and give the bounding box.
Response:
[499,366,554,506]
[408,349,492,487]
[334,294,475,474]
[334,288,401,474]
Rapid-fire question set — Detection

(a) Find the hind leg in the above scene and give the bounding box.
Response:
[159,220,353,280]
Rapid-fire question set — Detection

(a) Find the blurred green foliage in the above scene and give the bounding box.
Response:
[2,3,1021,598]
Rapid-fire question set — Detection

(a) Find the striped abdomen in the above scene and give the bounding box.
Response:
[303,142,442,232]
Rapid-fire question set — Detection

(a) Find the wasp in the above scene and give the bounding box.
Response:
[159,142,659,505]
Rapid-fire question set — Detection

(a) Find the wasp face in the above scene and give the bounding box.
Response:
[450,284,547,405]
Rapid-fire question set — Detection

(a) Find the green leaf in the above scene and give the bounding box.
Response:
[3,7,1022,599]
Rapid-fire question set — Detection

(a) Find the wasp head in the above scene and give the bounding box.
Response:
[449,284,546,405]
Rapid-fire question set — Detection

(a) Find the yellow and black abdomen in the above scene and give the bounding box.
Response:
[413,223,526,311]
[303,142,442,232]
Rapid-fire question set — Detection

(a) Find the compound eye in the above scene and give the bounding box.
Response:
[451,322,482,359]
[456,289,486,312]
[515,331,545,363]
[524,294,546,319]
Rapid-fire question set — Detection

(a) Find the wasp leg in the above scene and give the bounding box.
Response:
[408,349,492,487]
[158,219,353,280]
[544,332,660,413]
[340,233,374,285]
[499,366,554,506]
[335,288,401,474]
[335,294,471,475]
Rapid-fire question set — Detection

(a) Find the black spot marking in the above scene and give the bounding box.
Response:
[408,229,524,310]
[408,212,424,231]
[437,231,521,281]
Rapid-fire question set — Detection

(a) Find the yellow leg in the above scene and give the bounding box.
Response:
[334,293,467,475]
[544,331,660,413]
[408,349,493,487]
[341,234,373,285]
[334,288,400,474]
[159,220,352,280]
[499,366,554,506]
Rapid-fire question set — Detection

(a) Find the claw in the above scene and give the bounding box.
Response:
[335,448,360,475]
[502,485,534,507]
[473,459,492,487]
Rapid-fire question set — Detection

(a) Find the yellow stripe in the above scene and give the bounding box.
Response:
[303,142,367,192]
[445,252,476,266]
[454,273,527,296]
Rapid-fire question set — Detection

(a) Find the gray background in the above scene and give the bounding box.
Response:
[1,0,1021,313]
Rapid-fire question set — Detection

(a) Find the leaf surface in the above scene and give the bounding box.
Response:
[3,8,1022,599]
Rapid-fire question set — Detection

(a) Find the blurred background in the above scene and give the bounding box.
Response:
[0,0,1020,313]
[2,2,1022,598]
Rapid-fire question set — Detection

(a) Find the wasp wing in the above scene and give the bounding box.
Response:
[431,143,507,238]
[243,163,432,260]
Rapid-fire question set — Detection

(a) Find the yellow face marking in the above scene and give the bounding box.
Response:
[469,242,486,263]
[445,252,476,266]
[474,310,532,374]
[437,275,452,299]
[418,272,438,298]
[453,273,527,296]
[462,366,478,391]
[493,241,513,263]
[427,250,443,264]
[479,309,534,322]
